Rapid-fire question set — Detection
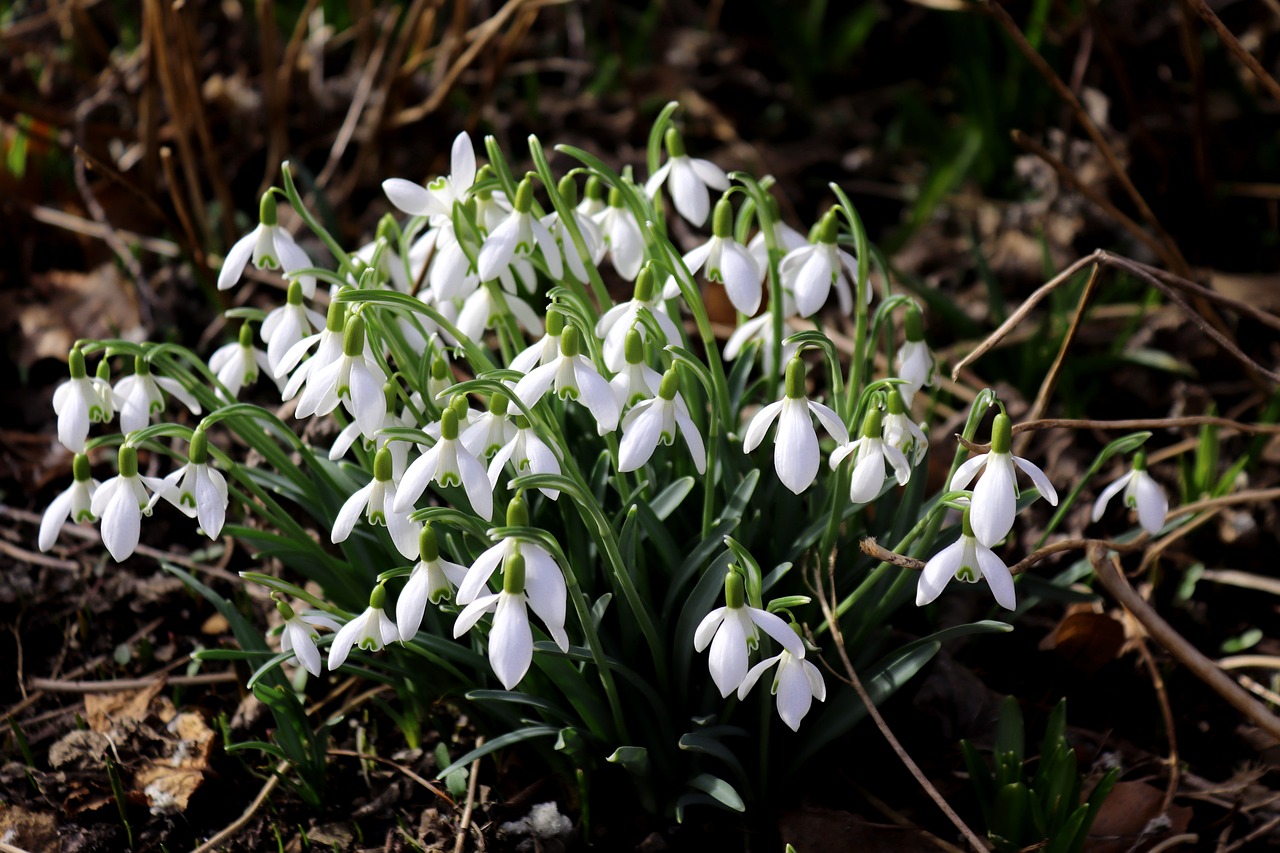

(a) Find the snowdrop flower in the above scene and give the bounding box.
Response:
[274,598,341,678]
[462,393,516,460]
[209,323,274,401]
[473,174,513,233]
[1091,451,1168,536]
[397,524,469,640]
[382,131,477,222]
[488,416,561,500]
[454,281,544,344]
[514,325,620,435]
[156,428,229,540]
[333,447,421,559]
[262,280,326,377]
[644,127,729,227]
[328,584,399,671]
[896,304,935,407]
[746,195,809,275]
[294,314,388,440]
[737,622,826,731]
[218,192,315,297]
[329,381,412,476]
[779,209,859,317]
[477,179,564,285]
[90,445,166,562]
[597,266,681,373]
[609,329,663,410]
[53,348,113,452]
[694,570,806,697]
[112,356,201,437]
[724,306,800,379]
[541,175,605,283]
[743,357,850,494]
[276,298,347,401]
[39,453,98,552]
[350,220,411,292]
[829,407,911,504]
[595,185,646,281]
[394,405,493,520]
[916,508,1015,610]
[418,219,477,303]
[882,388,929,466]
[576,175,607,218]
[619,368,706,474]
[662,198,761,314]
[509,308,565,374]
[949,412,1058,547]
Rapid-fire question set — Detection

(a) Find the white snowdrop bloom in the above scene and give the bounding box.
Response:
[382,131,477,221]
[261,280,326,377]
[736,624,826,732]
[351,227,411,293]
[594,185,646,281]
[644,127,730,227]
[474,183,514,234]
[39,454,98,552]
[397,525,469,640]
[949,412,1058,547]
[509,308,565,375]
[576,175,607,218]
[743,357,850,495]
[417,219,481,304]
[53,349,113,452]
[329,387,414,479]
[1091,451,1168,536]
[209,323,274,401]
[273,598,341,678]
[916,508,1016,611]
[293,315,388,441]
[277,298,349,401]
[332,448,421,560]
[778,209,860,317]
[454,282,544,344]
[661,198,762,315]
[882,388,929,467]
[477,179,564,284]
[694,570,806,698]
[514,325,620,435]
[155,429,230,540]
[830,407,911,505]
[112,356,202,437]
[90,446,167,562]
[746,196,809,276]
[723,308,801,379]
[394,406,493,521]
[488,417,561,500]
[619,368,706,474]
[456,497,556,607]
[609,329,663,410]
[597,265,682,372]
[462,393,517,460]
[328,584,400,671]
[541,175,605,283]
[218,192,316,297]
[896,304,935,407]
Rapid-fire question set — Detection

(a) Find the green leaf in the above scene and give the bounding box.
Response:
[994,697,1025,789]
[650,476,695,521]
[607,746,650,778]
[435,726,560,780]
[687,773,745,812]
[679,732,748,786]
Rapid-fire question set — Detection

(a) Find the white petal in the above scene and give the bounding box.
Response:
[383,178,435,216]
[619,404,663,472]
[609,212,644,280]
[916,539,964,606]
[458,448,493,521]
[775,398,820,494]
[883,444,912,486]
[457,542,507,605]
[775,655,815,731]
[273,232,315,297]
[514,362,558,409]
[848,449,885,504]
[693,607,726,652]
[398,568,431,641]
[39,488,75,552]
[977,545,1016,610]
[1014,456,1059,505]
[489,594,533,689]
[719,242,762,315]
[737,656,779,700]
[101,488,141,562]
[793,251,832,317]
[332,483,373,544]
[748,607,806,658]
[743,400,784,453]
[707,610,749,696]
[970,455,1016,547]
[450,132,476,193]
[154,376,201,415]
[394,445,441,513]
[948,453,989,492]
[217,226,261,290]
[1134,472,1168,536]
[643,162,672,198]
[289,625,322,677]
[1091,471,1132,522]
[689,157,730,190]
[57,385,90,452]
[530,217,564,280]
[477,215,520,281]
[194,467,228,539]
[453,592,500,637]
[807,401,849,445]
[574,360,620,434]
[669,159,710,226]
[327,612,368,670]
[676,410,707,474]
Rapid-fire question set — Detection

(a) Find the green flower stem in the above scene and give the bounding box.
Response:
[334,289,496,375]
[828,185,872,424]
[731,173,787,396]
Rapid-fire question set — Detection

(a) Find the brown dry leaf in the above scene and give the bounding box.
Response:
[84,680,164,733]
[7,263,144,369]
[0,803,60,851]
[134,711,214,814]
[1087,781,1193,853]
[201,612,231,635]
[48,729,112,770]
[1039,605,1126,674]
[1207,270,1280,312]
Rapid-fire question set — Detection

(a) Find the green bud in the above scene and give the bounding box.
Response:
[326,297,347,332]
[557,174,578,207]
[514,179,534,214]
[189,427,209,465]
[96,359,111,382]
[274,597,296,621]
[68,348,86,379]
[905,303,924,342]
[238,322,255,348]
[440,408,459,441]
[658,368,679,401]
[634,265,655,302]
[506,494,529,527]
[286,279,304,306]
[376,214,397,244]
[560,324,581,358]
[990,413,1012,455]
[546,308,565,336]
[503,551,526,594]
[608,185,624,209]
[419,524,439,562]
[961,506,975,539]
[118,445,139,478]
[664,127,686,159]
[431,354,450,380]
[712,197,734,239]
[489,393,507,415]
[887,388,906,415]
[449,395,469,419]
[784,357,807,399]
[584,175,604,202]
[513,415,531,430]
[860,407,882,438]
[72,453,92,482]
[369,583,387,610]
[724,570,745,609]
[816,208,839,245]
[373,447,393,481]
[134,355,151,376]
[1132,450,1147,472]
[624,329,645,366]
[259,191,278,227]
[384,381,397,413]
[343,315,366,357]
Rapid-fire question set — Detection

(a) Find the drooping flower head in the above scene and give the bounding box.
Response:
[596,184,645,281]
[53,348,113,452]
[488,416,562,501]
[662,197,762,315]
[949,412,1058,547]
[829,405,911,504]
[896,303,935,407]
[597,265,681,373]
[610,328,663,411]
[743,356,850,494]
[398,524,469,641]
[779,208,859,318]
[382,130,477,223]
[514,324,620,436]
[209,323,274,402]
[218,191,316,297]
[328,583,399,671]
[477,178,564,286]
[262,279,326,377]
[1091,450,1168,536]
[112,356,202,437]
[394,403,494,521]
[333,446,421,559]
[542,174,605,283]
[39,453,99,552]
[274,596,341,678]
[619,367,706,474]
[882,387,929,467]
[156,427,230,540]
[916,506,1016,611]
[694,569,807,698]
[90,445,167,562]
[737,621,826,731]
[644,127,730,227]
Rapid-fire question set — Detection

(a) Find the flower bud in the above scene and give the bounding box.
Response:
[259,192,278,227]
[189,427,210,465]
[724,570,745,609]
[503,551,526,594]
[373,447,394,482]
[784,357,807,400]
[419,524,439,562]
[712,197,734,239]
[369,583,387,610]
[68,348,86,379]
[990,413,1012,455]
[663,127,686,159]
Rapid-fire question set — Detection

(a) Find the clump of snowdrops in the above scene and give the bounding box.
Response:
[39,103,1168,818]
